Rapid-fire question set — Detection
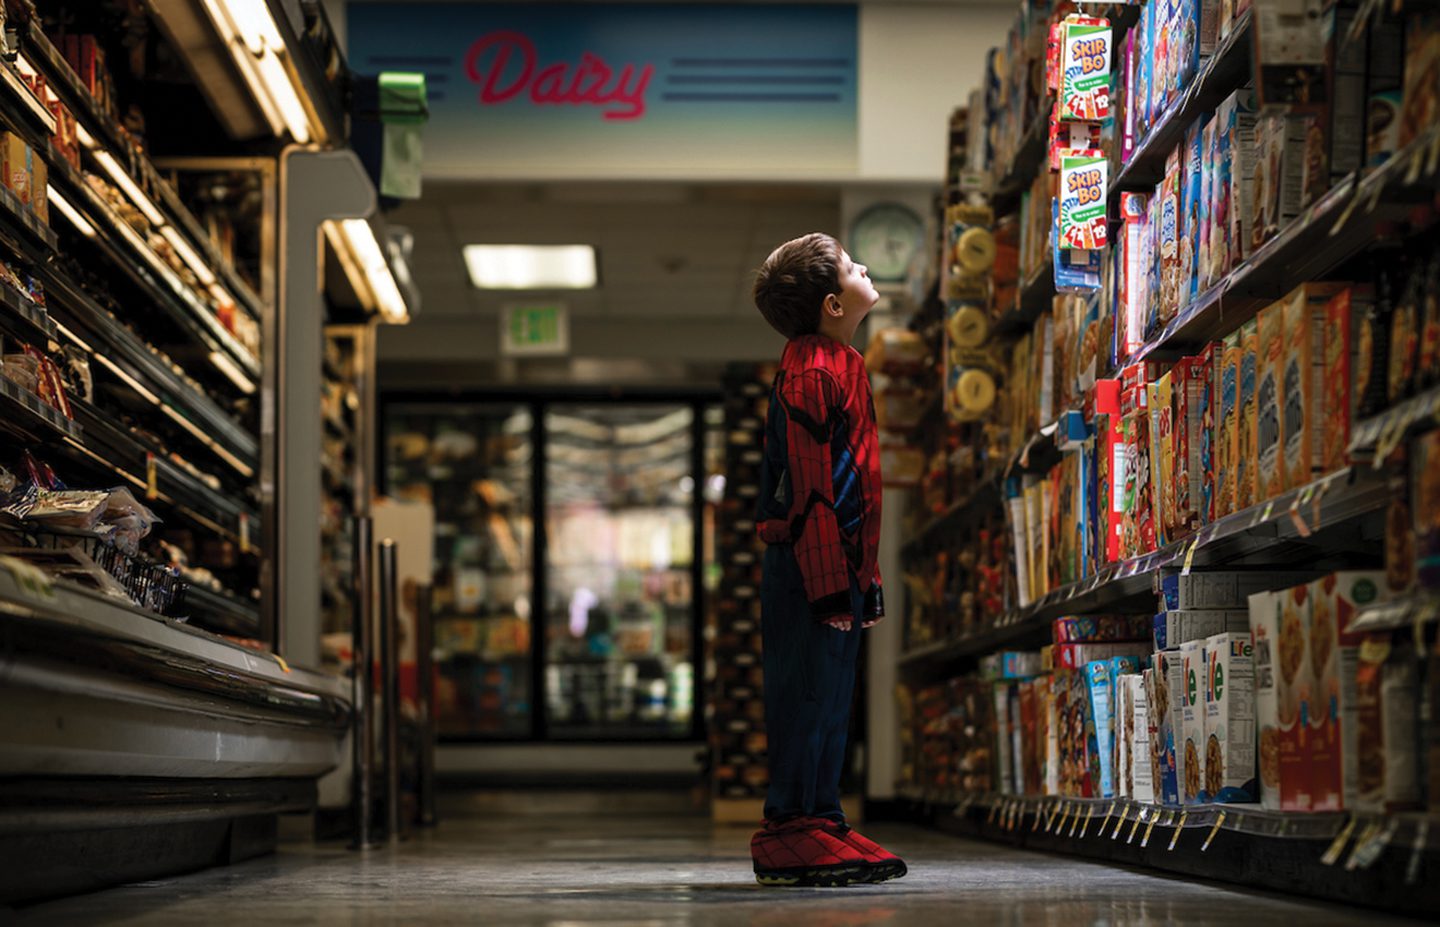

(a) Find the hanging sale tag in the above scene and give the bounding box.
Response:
[1129,808,1144,844]
[1344,821,1383,871]
[239,512,251,554]
[1112,803,1129,840]
[1168,811,1189,851]
[1321,817,1357,866]
[1141,813,1158,848]
[145,452,159,501]
[1202,812,1227,851]
[1406,821,1430,886]
[1182,538,1200,575]
[1079,805,1095,839]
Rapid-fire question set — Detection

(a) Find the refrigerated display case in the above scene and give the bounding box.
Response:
[382,393,717,742]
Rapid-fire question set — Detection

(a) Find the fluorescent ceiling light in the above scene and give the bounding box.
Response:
[48,186,95,237]
[255,50,311,143]
[199,0,316,143]
[463,245,597,290]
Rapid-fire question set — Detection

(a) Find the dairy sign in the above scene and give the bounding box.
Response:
[348,3,859,180]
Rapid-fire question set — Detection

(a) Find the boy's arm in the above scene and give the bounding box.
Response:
[777,367,852,621]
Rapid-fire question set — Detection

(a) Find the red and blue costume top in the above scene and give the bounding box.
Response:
[756,334,884,629]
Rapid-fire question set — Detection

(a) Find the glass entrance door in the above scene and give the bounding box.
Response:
[543,404,696,739]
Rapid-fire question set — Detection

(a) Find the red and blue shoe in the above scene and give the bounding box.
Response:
[750,817,907,887]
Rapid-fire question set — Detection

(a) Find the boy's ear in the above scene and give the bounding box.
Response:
[824,294,844,317]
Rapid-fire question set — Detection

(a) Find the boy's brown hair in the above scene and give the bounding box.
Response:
[753,232,841,340]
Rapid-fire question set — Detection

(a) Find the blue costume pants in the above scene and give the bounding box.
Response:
[760,543,863,823]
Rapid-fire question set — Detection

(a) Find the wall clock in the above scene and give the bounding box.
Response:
[849,202,924,283]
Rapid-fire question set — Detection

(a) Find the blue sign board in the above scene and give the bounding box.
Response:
[348,3,858,179]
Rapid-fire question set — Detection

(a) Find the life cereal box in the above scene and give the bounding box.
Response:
[1125,673,1156,803]
[1281,283,1348,491]
[1255,302,1285,502]
[1059,153,1109,251]
[1217,329,1241,518]
[1059,18,1112,123]
[1204,631,1257,803]
[1237,318,1260,510]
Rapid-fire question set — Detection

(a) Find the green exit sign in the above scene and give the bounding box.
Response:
[501,303,569,356]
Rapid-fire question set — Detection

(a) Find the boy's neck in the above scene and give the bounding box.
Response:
[815,318,855,345]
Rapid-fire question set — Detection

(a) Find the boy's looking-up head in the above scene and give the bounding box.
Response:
[753,232,843,340]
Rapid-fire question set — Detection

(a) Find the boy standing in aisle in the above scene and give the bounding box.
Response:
[747,233,907,887]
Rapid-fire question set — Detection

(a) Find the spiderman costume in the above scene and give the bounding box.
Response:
[750,334,902,886]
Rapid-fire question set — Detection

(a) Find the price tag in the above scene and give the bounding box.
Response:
[145,452,159,501]
[1321,817,1358,866]
[1032,805,1044,831]
[1344,821,1383,871]
[1405,146,1424,186]
[1202,811,1227,851]
[1261,500,1275,523]
[1129,808,1144,844]
[1141,812,1158,848]
[271,653,291,674]
[1182,538,1200,576]
[1311,480,1327,528]
[239,513,251,554]
[1288,497,1312,537]
[1079,805,1095,839]
[1406,820,1430,886]
[1112,803,1129,840]
[988,800,1000,824]
[1168,811,1189,851]
[1329,188,1362,236]
[1069,804,1083,837]
[1352,819,1398,871]
[1053,803,1070,835]
[1099,802,1115,838]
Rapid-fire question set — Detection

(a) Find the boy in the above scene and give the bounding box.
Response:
[747,232,907,887]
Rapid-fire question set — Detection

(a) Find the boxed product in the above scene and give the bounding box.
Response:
[1354,639,1422,812]
[1179,639,1207,803]
[1203,631,1257,803]
[1416,430,1440,588]
[2,133,32,205]
[1054,641,1153,670]
[1117,671,1132,799]
[1321,286,1357,473]
[1209,105,1233,283]
[1216,329,1241,518]
[1122,384,1157,557]
[1256,302,1286,502]
[1281,283,1348,491]
[1196,342,1219,524]
[1399,10,1440,149]
[1161,569,1319,611]
[981,650,1045,680]
[1120,193,1150,359]
[1087,656,1142,798]
[1148,374,1175,546]
[31,159,47,225]
[1059,153,1109,251]
[1053,614,1151,643]
[1124,672,1156,803]
[1237,318,1260,510]
[1159,147,1184,325]
[1253,112,1308,253]
[1309,571,1389,810]
[1154,609,1250,652]
[1302,2,1368,208]
[1150,650,1182,805]
[1181,118,1205,305]
[1059,17,1113,123]
[1223,88,1260,268]
[1199,116,1218,291]
[1251,584,1312,810]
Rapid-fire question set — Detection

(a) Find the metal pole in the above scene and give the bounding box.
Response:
[350,516,376,850]
[415,582,437,828]
[378,538,401,845]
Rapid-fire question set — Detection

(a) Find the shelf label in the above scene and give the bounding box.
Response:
[1407,820,1430,886]
[1202,811,1227,851]
[1141,812,1158,847]
[1112,803,1128,840]
[1128,808,1144,844]
[1168,811,1189,851]
[145,452,159,500]
[1099,802,1115,838]
[1079,804,1095,839]
[1055,803,1071,835]
[239,513,252,554]
[1182,539,1200,576]
[1343,820,1383,871]
[1322,817,1357,865]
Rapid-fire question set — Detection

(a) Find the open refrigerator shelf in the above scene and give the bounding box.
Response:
[0,279,57,346]
[0,375,81,443]
[898,466,1390,680]
[12,17,263,323]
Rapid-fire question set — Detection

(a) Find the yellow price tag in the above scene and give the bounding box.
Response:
[1069,804,1083,837]
[1168,810,1189,851]
[1112,803,1129,840]
[1129,809,1144,844]
[1202,811,1227,851]
[1055,803,1071,836]
[146,452,159,501]
[1099,802,1115,838]
[1141,813,1158,847]
[239,512,251,554]
[1261,500,1275,522]
[1079,805,1095,839]
[1182,538,1199,576]
[1321,817,1357,866]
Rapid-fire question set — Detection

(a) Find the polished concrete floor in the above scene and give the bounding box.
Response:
[14,798,1428,926]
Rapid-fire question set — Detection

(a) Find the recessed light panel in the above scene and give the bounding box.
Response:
[463,244,597,290]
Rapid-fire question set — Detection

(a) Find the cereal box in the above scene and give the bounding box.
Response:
[1255,302,1285,502]
[1209,104,1232,282]
[1251,583,1314,811]
[2,133,32,205]
[1154,609,1249,652]
[1198,116,1218,291]
[1237,318,1260,510]
[1204,631,1257,803]
[1126,673,1156,803]
[1281,283,1348,491]
[1053,614,1151,643]
[1059,18,1113,123]
[1179,639,1207,803]
[1148,376,1174,547]
[1254,112,1308,252]
[1122,385,1156,556]
[1224,89,1259,268]
[1216,329,1241,517]
[1120,193,1150,358]
[1136,0,1156,136]
[1117,673,1133,799]
[1416,431,1440,589]
[1159,147,1183,324]
[1321,287,1356,473]
[1355,639,1423,812]
[1196,343,1219,524]
[1309,571,1389,810]
[1181,119,1205,306]
[1399,10,1440,149]
[1152,649,1183,805]
[1059,153,1108,251]
[1161,570,1321,611]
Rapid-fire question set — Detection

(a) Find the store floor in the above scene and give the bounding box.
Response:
[14,795,1426,926]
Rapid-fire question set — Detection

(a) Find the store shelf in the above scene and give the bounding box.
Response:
[0,57,58,138]
[44,150,259,383]
[1120,121,1440,370]
[1349,382,1440,460]
[1348,589,1440,635]
[993,98,1052,211]
[0,279,57,345]
[65,398,258,549]
[0,376,80,442]
[39,266,258,475]
[995,260,1054,337]
[901,476,1002,556]
[899,466,1390,679]
[1110,12,1254,199]
[0,177,57,255]
[902,790,1440,918]
[180,583,261,638]
[14,20,262,324]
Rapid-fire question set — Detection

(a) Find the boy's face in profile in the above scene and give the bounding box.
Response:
[824,248,879,341]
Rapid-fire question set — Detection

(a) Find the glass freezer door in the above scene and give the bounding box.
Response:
[384,403,534,738]
[543,404,696,739]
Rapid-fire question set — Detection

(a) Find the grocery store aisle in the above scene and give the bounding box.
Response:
[13,798,1425,926]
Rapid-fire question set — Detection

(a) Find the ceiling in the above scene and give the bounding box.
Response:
[386,181,843,323]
